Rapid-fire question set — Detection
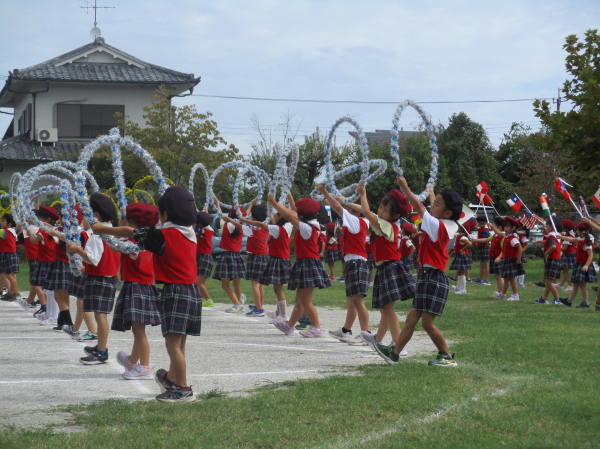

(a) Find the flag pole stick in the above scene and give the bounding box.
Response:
[481,197,490,223]
[489,201,501,216]
[568,197,584,218]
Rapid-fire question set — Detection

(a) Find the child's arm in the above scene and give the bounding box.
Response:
[287,192,297,213]
[48,228,67,243]
[221,214,243,230]
[472,237,489,244]
[27,227,43,244]
[268,196,300,228]
[521,241,529,252]
[356,185,379,229]
[91,223,134,239]
[544,241,556,262]
[345,202,362,214]
[516,242,523,264]
[239,215,269,231]
[65,243,93,265]
[213,196,223,214]
[317,183,343,218]
[408,244,415,259]
[583,248,594,272]
[487,222,503,235]
[396,176,425,217]
[556,234,578,243]
[320,239,325,257]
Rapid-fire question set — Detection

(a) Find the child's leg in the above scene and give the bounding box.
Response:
[73,299,84,331]
[130,322,150,366]
[28,286,45,305]
[465,269,470,280]
[568,283,581,302]
[221,278,240,305]
[421,312,451,354]
[232,278,242,300]
[81,299,96,333]
[456,270,466,291]
[297,287,320,329]
[197,276,210,301]
[9,273,18,294]
[0,273,8,293]
[341,262,346,278]
[579,283,588,303]
[543,278,559,300]
[380,302,400,345]
[509,278,518,295]
[375,312,389,342]
[482,262,489,281]
[286,292,305,327]
[343,299,357,330]
[349,295,369,332]
[495,273,503,292]
[165,333,188,387]
[251,280,262,309]
[259,284,265,309]
[273,284,287,317]
[501,277,514,295]
[393,308,422,353]
[94,312,109,352]
[328,262,335,278]
[559,268,568,287]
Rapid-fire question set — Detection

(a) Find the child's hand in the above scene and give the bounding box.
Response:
[495,257,500,264]
[26,218,35,225]
[91,223,104,235]
[583,265,589,273]
[336,194,345,203]
[517,257,522,265]
[267,196,277,206]
[396,176,408,190]
[287,191,294,201]
[66,243,77,253]
[118,219,127,227]
[316,183,326,194]
[356,184,366,196]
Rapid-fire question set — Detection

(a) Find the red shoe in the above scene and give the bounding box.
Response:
[329,275,335,280]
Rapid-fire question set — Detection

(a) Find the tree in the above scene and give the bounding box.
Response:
[533,29,600,195]
[495,122,535,185]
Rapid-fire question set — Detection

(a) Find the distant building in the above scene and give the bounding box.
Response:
[348,128,422,146]
[0,34,200,184]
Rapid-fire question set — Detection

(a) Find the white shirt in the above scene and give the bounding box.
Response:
[220,219,237,235]
[298,220,320,240]
[268,222,293,239]
[580,234,595,250]
[422,211,458,242]
[86,222,112,267]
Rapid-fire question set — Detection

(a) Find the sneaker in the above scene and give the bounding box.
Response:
[246,308,265,317]
[471,278,480,283]
[398,346,408,357]
[154,369,175,393]
[448,276,457,282]
[299,326,326,338]
[564,286,573,291]
[42,318,57,325]
[239,293,246,306]
[202,299,214,307]
[347,335,368,346]
[428,352,457,367]
[274,320,294,335]
[494,292,506,300]
[553,283,563,290]
[38,313,49,322]
[328,328,352,342]
[62,325,80,339]
[225,305,244,313]
[451,285,458,292]
[576,302,590,309]
[454,289,467,294]
[480,281,491,286]
[507,294,520,301]
[248,304,257,311]
[295,322,311,331]
[466,278,474,283]
[80,347,108,365]
[329,275,336,280]
[534,282,545,288]
[336,277,344,281]
[369,282,374,287]
[534,298,548,304]
[33,307,46,319]
[123,364,153,380]
[77,331,97,342]
[360,331,378,351]
[517,283,525,287]
[155,385,196,403]
[116,351,134,371]
[266,310,278,320]
[374,341,399,365]
[339,279,345,283]
[551,298,563,305]
[559,298,572,307]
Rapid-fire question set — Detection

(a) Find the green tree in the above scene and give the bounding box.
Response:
[533,29,600,194]
[495,122,534,185]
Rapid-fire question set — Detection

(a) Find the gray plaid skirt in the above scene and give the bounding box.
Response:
[323,249,340,264]
[260,257,292,286]
[28,259,38,285]
[411,250,419,268]
[1,252,19,274]
[68,273,87,299]
[501,258,526,279]
[196,253,214,278]
[367,252,377,270]
[478,244,490,262]
[212,251,246,280]
[560,252,576,269]
[159,283,202,337]
[245,253,269,282]
[111,282,161,331]
[288,258,332,291]
[372,260,416,309]
[413,267,449,316]
[83,275,117,314]
[344,259,370,297]
[44,261,71,291]
[401,255,414,270]
[543,259,561,280]
[449,254,471,271]
[570,263,598,284]
[489,258,502,274]
[30,260,52,287]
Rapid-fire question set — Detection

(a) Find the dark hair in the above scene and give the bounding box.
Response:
[494,216,505,227]
[581,228,592,246]
[275,216,288,226]
[37,211,55,224]
[299,213,319,224]
[126,218,143,229]
[380,195,400,219]
[504,221,517,232]
[2,213,16,228]
[227,208,241,239]
[476,215,487,223]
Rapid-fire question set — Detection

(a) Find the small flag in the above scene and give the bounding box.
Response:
[591,186,600,209]
[476,181,489,195]
[553,178,572,201]
[506,194,522,213]
[519,213,539,229]
[580,197,589,217]
[410,212,422,225]
[540,196,551,217]
[458,204,475,225]
[477,192,493,205]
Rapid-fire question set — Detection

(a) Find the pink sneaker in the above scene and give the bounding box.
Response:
[122,364,153,380]
[116,351,134,371]
[274,320,294,335]
[299,326,326,338]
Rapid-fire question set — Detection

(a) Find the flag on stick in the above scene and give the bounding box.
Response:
[592,186,600,209]
[458,204,475,225]
[506,194,523,213]
[540,196,551,217]
[476,181,489,195]
[553,178,572,201]
[477,192,493,205]
[519,213,540,229]
[580,197,589,217]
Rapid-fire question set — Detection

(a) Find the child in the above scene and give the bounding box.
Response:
[318,184,371,346]
[365,230,376,286]
[241,208,293,322]
[0,213,20,301]
[272,193,331,337]
[582,216,600,311]
[516,222,530,287]
[399,223,416,270]
[487,216,505,296]
[241,202,270,316]
[533,216,563,305]
[323,221,340,280]
[472,215,491,286]
[195,210,214,307]
[47,217,75,333]
[17,214,40,309]
[212,198,247,313]
[449,220,473,295]
[494,217,524,301]
[557,221,596,308]
[357,183,415,357]
[411,224,422,276]
[92,186,201,402]
[557,218,576,291]
[67,193,120,364]
[374,177,460,366]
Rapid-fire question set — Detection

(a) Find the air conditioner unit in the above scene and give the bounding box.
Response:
[37,128,58,142]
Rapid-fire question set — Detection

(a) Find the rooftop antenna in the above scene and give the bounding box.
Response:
[81,0,115,39]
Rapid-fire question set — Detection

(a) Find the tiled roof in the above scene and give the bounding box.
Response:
[0,136,85,162]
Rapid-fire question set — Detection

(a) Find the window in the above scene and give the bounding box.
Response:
[57,104,124,138]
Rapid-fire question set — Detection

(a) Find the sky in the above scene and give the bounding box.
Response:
[1,0,599,157]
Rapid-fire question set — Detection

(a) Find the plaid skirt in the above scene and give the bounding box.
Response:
[489,258,502,274]
[543,259,562,280]
[44,261,71,291]
[344,259,370,297]
[111,282,161,331]
[245,253,269,282]
[570,263,598,284]
[196,253,214,278]
[28,259,38,285]
[501,258,525,279]
[212,251,246,280]
[68,273,87,299]
[159,283,202,337]
[411,250,419,267]
[449,254,471,271]
[401,255,414,270]
[367,252,377,270]
[323,249,340,264]
[259,257,292,286]
[478,244,490,262]
[83,275,117,314]
[30,260,52,287]
[288,257,331,290]
[560,252,576,269]
[1,252,20,274]
[413,267,449,316]
[372,260,416,309]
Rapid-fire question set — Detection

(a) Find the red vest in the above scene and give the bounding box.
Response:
[246,228,269,256]
[269,226,291,259]
[477,227,490,248]
[454,234,470,256]
[418,220,452,271]
[502,234,521,259]
[373,222,401,263]
[294,224,320,259]
[489,234,503,258]
[564,234,576,254]
[85,238,120,277]
[365,238,373,254]
[575,239,591,264]
[196,228,214,255]
[325,236,338,251]
[121,239,154,285]
[219,223,242,252]
[154,228,197,284]
[23,231,39,260]
[2,228,17,253]
[400,236,413,257]
[341,219,368,259]
[415,231,422,251]
[54,227,69,263]
[37,230,56,262]
[544,235,561,260]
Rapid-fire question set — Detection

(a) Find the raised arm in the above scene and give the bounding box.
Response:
[487,222,504,236]
[65,244,93,265]
[356,184,378,229]
[396,176,425,218]
[48,228,67,243]
[221,214,243,230]
[268,196,300,228]
[583,217,600,233]
[287,192,297,213]
[91,223,134,239]
[239,215,269,231]
[557,235,578,243]
[316,183,343,217]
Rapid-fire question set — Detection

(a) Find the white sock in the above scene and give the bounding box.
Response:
[458,275,466,292]
[517,275,524,284]
[45,290,58,319]
[277,300,287,317]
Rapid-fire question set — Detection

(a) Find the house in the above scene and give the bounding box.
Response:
[0,34,200,184]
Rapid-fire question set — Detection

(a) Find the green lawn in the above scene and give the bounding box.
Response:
[4,259,600,448]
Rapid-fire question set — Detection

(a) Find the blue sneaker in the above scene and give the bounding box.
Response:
[246,308,264,317]
[248,304,257,311]
[480,280,491,286]
[471,278,480,283]
[534,298,548,304]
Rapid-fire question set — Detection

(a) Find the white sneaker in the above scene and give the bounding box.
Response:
[494,292,506,300]
[398,346,408,357]
[369,282,374,287]
[554,283,563,290]
[328,328,352,342]
[517,283,525,287]
[564,286,573,291]
[116,351,133,371]
[266,310,278,320]
[360,331,378,351]
[122,364,153,380]
[41,317,57,325]
[225,305,244,313]
[239,294,246,306]
[269,315,288,324]
[299,326,326,338]
[454,289,467,294]
[507,294,520,301]
[451,285,458,292]
[347,335,368,346]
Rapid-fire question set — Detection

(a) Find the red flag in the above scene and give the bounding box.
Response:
[477,192,493,205]
[519,213,539,229]
[476,181,489,195]
[553,178,572,201]
[592,186,600,209]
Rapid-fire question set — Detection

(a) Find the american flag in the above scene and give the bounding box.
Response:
[519,213,539,229]
[580,197,589,217]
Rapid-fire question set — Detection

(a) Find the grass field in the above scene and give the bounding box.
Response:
[3,259,600,448]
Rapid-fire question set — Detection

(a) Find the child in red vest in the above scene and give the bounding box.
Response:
[582,216,600,311]
[0,213,20,301]
[533,216,563,305]
[557,218,576,291]
[17,215,40,309]
[516,222,530,287]
[487,216,505,296]
[472,215,491,286]
[241,208,293,322]
[450,219,473,295]
[272,194,331,337]
[212,198,247,313]
[323,221,340,280]
[374,176,461,367]
[92,186,201,402]
[494,217,524,301]
[195,211,214,307]
[399,223,416,270]
[557,221,596,308]
[356,182,415,357]
[47,217,75,332]
[67,193,120,364]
